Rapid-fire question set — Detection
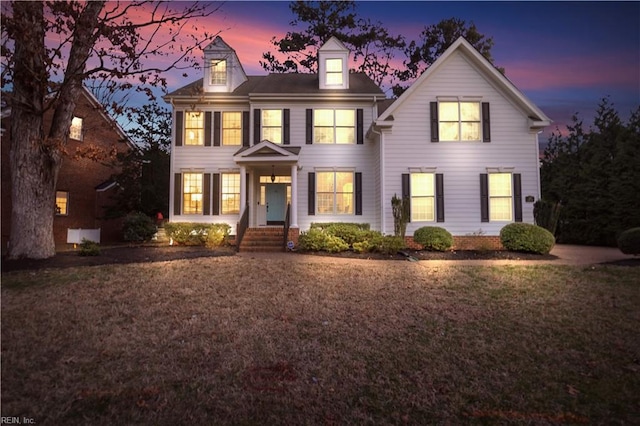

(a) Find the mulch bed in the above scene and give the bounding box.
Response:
[297,249,558,262]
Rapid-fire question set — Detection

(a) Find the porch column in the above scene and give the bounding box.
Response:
[290,164,298,228]
[240,165,247,214]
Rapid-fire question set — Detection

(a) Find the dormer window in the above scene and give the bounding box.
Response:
[210,59,227,85]
[325,58,343,86]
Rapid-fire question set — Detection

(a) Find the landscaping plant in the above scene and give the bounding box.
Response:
[617,227,640,255]
[413,226,453,251]
[500,223,555,254]
[122,211,157,242]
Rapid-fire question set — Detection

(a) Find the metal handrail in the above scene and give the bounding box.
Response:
[283,203,291,250]
[236,205,249,251]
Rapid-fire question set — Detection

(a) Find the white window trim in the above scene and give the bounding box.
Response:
[315,170,355,215]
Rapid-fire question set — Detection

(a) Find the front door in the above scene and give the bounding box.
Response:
[266,183,286,224]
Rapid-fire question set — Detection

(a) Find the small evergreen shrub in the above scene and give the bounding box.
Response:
[205,224,231,248]
[374,235,405,255]
[324,235,350,253]
[164,223,231,246]
[413,226,453,251]
[617,227,640,255]
[298,228,329,251]
[123,212,157,242]
[78,238,100,256]
[500,223,555,255]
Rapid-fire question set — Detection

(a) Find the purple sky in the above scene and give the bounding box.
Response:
[163,1,639,140]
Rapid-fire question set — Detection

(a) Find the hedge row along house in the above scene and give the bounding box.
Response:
[163,36,551,251]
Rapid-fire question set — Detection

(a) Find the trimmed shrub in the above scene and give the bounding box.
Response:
[617,227,640,255]
[164,222,231,247]
[374,235,405,255]
[500,223,555,255]
[413,226,453,251]
[298,228,329,251]
[78,238,100,256]
[324,235,350,253]
[123,212,157,242]
[205,224,232,248]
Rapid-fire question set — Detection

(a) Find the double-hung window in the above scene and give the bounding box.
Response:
[183,173,203,214]
[55,191,69,215]
[439,101,481,141]
[410,173,435,221]
[262,109,282,144]
[222,112,242,146]
[314,109,355,144]
[316,171,353,214]
[185,112,204,146]
[489,173,512,221]
[325,58,343,86]
[211,59,227,85]
[70,117,83,140]
[221,173,240,214]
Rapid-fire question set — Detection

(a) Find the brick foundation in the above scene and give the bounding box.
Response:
[404,235,504,251]
[286,227,300,247]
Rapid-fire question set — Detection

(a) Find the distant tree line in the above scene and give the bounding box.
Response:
[540,98,640,246]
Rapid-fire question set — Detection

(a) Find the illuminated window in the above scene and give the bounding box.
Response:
[70,117,83,140]
[411,173,435,221]
[222,112,242,146]
[317,171,353,214]
[221,173,240,214]
[183,173,203,214]
[439,101,480,141]
[211,59,227,85]
[489,173,512,221]
[55,191,68,215]
[262,109,282,144]
[325,58,343,85]
[185,112,204,146]
[314,109,355,144]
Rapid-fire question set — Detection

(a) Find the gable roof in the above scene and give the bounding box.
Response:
[233,140,300,164]
[319,36,349,53]
[376,37,551,129]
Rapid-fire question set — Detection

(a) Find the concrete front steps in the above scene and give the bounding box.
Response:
[239,227,285,252]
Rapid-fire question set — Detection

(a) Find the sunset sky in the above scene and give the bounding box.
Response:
[166,1,639,140]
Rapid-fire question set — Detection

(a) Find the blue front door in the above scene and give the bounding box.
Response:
[266,184,286,223]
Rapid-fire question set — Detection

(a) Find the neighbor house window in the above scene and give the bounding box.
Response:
[69,117,83,140]
[410,173,435,221]
[489,173,512,221]
[211,59,227,85]
[316,171,353,214]
[221,173,240,214]
[314,109,355,144]
[262,109,282,144]
[325,58,343,85]
[185,112,204,146]
[183,173,203,214]
[222,112,242,146]
[439,101,481,141]
[55,191,68,215]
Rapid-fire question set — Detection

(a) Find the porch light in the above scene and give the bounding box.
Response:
[271,165,276,183]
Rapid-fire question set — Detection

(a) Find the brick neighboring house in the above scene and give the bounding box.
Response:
[1,87,134,253]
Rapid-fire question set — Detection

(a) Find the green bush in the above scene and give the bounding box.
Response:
[617,227,640,255]
[374,235,406,255]
[500,223,555,255]
[413,226,453,251]
[164,222,231,247]
[123,212,157,242]
[78,238,100,256]
[324,235,350,253]
[298,228,328,251]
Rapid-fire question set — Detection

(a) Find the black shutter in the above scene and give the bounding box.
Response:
[254,109,261,144]
[402,173,411,222]
[213,112,221,146]
[174,173,182,215]
[436,173,444,222]
[482,102,491,142]
[283,109,290,145]
[212,173,220,215]
[242,111,250,147]
[513,173,522,222]
[308,172,315,215]
[204,112,212,146]
[175,111,183,146]
[203,173,211,215]
[356,108,364,144]
[430,102,439,142]
[355,172,362,215]
[306,109,313,144]
[480,173,489,222]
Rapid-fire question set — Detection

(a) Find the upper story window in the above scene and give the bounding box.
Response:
[262,109,282,144]
[182,173,203,214]
[69,117,83,140]
[55,191,69,215]
[314,109,355,144]
[325,58,343,86]
[222,112,242,146]
[489,172,512,221]
[439,101,480,141]
[211,59,227,85]
[316,171,353,214]
[410,173,435,222]
[185,112,204,146]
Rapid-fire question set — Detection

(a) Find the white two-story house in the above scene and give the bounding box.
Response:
[164,36,551,250]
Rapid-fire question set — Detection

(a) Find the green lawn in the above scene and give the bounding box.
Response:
[2,257,639,425]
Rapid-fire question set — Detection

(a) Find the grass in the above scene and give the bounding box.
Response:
[1,256,639,425]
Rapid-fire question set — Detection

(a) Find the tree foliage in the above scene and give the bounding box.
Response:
[541,98,640,246]
[1,1,219,259]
